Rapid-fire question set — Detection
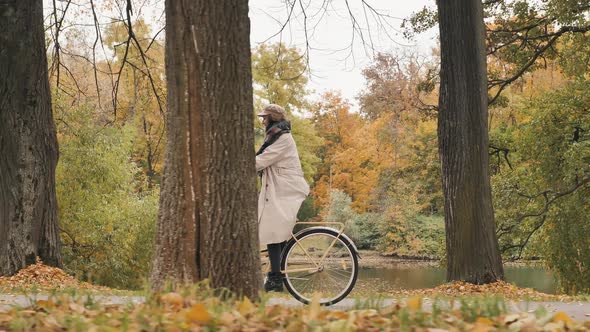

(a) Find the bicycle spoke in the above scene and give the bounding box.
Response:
[324,266,352,279]
[283,230,358,305]
[326,274,340,295]
[323,245,347,261]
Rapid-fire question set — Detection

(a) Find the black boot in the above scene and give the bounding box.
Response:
[264,272,284,292]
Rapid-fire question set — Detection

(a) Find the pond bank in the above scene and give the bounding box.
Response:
[355,251,557,295]
[358,250,546,269]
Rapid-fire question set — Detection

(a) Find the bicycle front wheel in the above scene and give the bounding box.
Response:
[281,228,358,306]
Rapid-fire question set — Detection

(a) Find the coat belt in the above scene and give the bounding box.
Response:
[274,167,303,176]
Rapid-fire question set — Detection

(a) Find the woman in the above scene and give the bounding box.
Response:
[256,104,310,292]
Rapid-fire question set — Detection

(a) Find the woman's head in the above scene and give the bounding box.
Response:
[258,104,287,126]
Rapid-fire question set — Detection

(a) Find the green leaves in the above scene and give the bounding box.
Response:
[55,105,158,290]
[491,79,590,293]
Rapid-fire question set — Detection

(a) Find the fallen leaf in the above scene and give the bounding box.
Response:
[504,313,520,325]
[543,321,564,332]
[471,324,494,332]
[308,292,321,321]
[286,320,305,332]
[185,303,210,324]
[68,302,86,314]
[161,292,184,308]
[551,311,573,324]
[406,296,422,311]
[475,317,495,326]
[237,297,255,316]
[0,314,12,324]
[36,299,56,310]
[218,312,235,325]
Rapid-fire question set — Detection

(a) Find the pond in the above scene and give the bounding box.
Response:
[358,265,557,294]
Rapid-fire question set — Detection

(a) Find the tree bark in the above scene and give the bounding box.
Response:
[0,0,63,276]
[151,0,261,298]
[436,0,504,283]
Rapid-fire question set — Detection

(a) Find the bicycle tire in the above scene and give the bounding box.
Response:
[281,228,358,306]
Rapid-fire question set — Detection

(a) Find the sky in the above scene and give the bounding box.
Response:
[45,0,438,111]
[248,0,438,110]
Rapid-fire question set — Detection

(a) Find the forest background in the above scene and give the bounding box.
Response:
[45,0,589,294]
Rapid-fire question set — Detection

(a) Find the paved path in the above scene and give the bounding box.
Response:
[1,295,589,321]
[0,294,144,310]
[266,298,590,321]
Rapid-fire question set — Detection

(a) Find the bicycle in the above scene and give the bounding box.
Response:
[261,222,360,306]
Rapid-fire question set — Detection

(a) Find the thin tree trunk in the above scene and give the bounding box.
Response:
[437,0,504,283]
[151,0,261,298]
[0,0,63,276]
[150,0,197,287]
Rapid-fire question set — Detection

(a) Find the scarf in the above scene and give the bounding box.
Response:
[256,120,291,156]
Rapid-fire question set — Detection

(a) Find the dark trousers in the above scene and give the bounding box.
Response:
[267,241,286,273]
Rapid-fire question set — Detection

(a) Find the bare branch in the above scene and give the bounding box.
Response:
[49,0,72,95]
[489,144,512,170]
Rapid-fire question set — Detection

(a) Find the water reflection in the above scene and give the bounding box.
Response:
[359,265,556,294]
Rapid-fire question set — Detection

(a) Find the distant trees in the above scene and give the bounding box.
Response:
[0,0,62,276]
[251,43,322,184]
[311,92,378,212]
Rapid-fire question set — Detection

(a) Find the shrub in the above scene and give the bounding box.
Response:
[56,106,158,289]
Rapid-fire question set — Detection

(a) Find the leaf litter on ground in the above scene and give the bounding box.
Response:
[1,286,590,331]
[1,261,589,331]
[0,258,121,294]
[391,280,576,301]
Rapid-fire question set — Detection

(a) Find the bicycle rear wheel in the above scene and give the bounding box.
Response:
[281,228,358,306]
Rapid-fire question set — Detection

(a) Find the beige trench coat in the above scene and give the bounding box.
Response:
[256,133,310,245]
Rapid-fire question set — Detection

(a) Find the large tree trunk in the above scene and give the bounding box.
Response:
[436,0,504,283]
[0,0,63,276]
[151,0,261,298]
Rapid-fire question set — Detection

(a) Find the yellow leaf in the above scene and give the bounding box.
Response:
[475,317,495,326]
[36,299,56,310]
[406,296,422,311]
[552,311,573,324]
[470,324,493,332]
[161,292,184,308]
[185,303,211,324]
[237,297,255,316]
[380,303,401,315]
[308,292,322,320]
[328,311,349,320]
